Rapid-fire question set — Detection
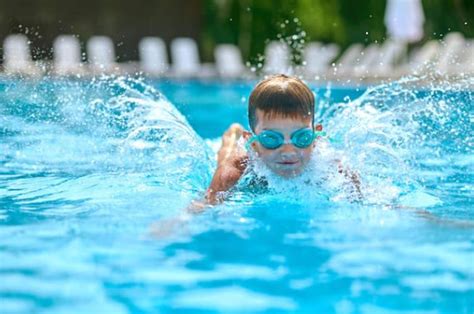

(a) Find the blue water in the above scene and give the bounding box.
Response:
[0,76,473,314]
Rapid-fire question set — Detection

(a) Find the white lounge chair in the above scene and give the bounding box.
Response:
[301,42,322,76]
[214,44,246,78]
[3,34,41,76]
[170,37,217,78]
[372,40,406,77]
[86,36,118,74]
[353,44,382,78]
[464,39,474,75]
[303,42,340,77]
[445,37,474,76]
[333,43,364,77]
[170,37,202,78]
[263,41,291,75]
[437,32,467,75]
[334,42,404,80]
[53,35,84,75]
[139,37,168,76]
[401,40,440,76]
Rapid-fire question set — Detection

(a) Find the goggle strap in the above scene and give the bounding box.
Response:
[245,136,257,151]
[314,131,327,138]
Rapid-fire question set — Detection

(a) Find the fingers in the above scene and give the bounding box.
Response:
[186,199,208,214]
[229,123,244,133]
[218,124,247,164]
[224,123,244,141]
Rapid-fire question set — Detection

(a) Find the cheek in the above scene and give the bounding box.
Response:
[254,146,277,161]
[299,147,313,161]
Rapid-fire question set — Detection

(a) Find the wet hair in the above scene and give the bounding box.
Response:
[248,74,315,132]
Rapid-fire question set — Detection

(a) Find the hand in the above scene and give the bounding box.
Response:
[218,123,247,166]
[149,214,190,239]
[206,123,249,205]
[186,199,208,214]
[149,200,210,239]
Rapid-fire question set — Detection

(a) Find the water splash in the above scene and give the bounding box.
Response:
[1,76,213,217]
[85,77,213,190]
[322,76,473,205]
[237,76,473,207]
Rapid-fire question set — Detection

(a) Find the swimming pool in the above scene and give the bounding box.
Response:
[0,76,473,313]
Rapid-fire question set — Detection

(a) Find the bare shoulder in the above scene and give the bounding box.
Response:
[332,159,363,200]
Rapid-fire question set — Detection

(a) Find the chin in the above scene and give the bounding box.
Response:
[273,167,304,178]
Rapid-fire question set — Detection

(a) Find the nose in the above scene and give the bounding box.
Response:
[279,143,297,155]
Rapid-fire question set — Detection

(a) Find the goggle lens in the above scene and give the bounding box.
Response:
[259,131,284,149]
[250,128,318,150]
[292,129,315,148]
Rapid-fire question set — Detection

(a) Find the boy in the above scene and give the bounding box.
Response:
[204,74,362,205]
[153,74,470,237]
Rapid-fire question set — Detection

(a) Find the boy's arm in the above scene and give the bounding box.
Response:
[205,123,248,205]
[151,124,248,238]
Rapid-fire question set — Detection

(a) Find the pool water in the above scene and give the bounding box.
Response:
[0,76,473,314]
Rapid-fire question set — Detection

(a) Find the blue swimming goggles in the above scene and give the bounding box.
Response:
[246,128,326,150]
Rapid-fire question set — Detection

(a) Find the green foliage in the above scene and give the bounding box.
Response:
[202,0,474,64]
[295,0,345,43]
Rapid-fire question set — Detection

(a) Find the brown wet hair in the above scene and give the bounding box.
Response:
[248,74,315,132]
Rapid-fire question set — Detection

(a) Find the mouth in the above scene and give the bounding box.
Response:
[273,160,303,177]
[276,160,299,165]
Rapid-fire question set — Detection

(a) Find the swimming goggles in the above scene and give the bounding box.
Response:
[246,128,326,150]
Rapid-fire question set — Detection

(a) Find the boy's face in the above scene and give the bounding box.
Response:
[246,109,315,178]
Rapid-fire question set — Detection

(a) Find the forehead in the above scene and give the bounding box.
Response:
[255,109,312,131]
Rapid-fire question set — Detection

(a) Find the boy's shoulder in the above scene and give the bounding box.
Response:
[235,164,269,193]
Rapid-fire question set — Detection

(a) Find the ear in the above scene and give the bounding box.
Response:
[313,124,323,146]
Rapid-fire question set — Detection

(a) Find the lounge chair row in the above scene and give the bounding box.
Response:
[1,33,473,80]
